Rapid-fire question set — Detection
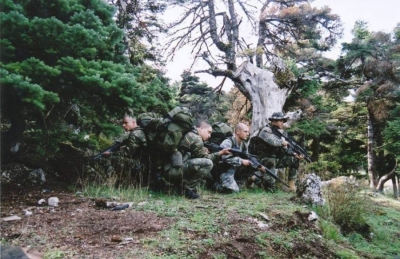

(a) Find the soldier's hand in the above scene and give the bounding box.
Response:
[259,166,267,173]
[218,148,231,156]
[282,140,289,147]
[242,159,251,166]
[295,153,304,159]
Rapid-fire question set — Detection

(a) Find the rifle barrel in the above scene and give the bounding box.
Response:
[204,142,289,187]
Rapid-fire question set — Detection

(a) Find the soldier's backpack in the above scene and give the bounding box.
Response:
[137,107,195,157]
[206,122,233,153]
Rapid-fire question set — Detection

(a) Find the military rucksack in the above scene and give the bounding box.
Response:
[248,126,281,156]
[206,122,233,153]
[137,107,195,156]
[210,122,233,143]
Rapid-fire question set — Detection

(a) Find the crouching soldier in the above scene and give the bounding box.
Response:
[215,123,253,193]
[165,121,230,199]
[102,113,148,186]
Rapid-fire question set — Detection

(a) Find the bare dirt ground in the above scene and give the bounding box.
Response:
[1,184,174,258]
[1,182,339,259]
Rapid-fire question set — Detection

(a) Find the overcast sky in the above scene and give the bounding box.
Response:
[164,0,400,87]
[313,0,399,58]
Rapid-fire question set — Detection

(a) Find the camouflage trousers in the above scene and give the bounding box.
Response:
[217,167,240,193]
[164,158,213,191]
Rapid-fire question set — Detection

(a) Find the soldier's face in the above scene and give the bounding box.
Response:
[237,127,250,141]
[199,126,212,141]
[271,120,285,129]
[122,117,137,131]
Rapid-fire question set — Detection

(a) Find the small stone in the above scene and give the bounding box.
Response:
[257,212,270,221]
[38,199,46,205]
[48,197,59,207]
[308,211,318,221]
[257,222,268,229]
[2,215,22,221]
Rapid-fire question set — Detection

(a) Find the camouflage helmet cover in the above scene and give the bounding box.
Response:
[268,112,288,122]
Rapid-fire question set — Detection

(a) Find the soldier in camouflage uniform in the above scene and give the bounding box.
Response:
[248,112,303,192]
[165,121,230,199]
[215,123,254,193]
[102,114,148,186]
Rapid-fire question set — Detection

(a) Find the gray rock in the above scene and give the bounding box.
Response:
[296,173,325,205]
[0,245,30,259]
[28,169,46,184]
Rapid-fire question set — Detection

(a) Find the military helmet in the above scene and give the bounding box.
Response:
[268,112,288,122]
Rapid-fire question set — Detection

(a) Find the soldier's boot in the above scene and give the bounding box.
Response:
[246,176,256,189]
[288,180,296,192]
[185,188,200,199]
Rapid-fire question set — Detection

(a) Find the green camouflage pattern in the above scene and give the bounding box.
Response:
[250,125,299,188]
[164,129,220,190]
[108,127,149,186]
[120,127,147,157]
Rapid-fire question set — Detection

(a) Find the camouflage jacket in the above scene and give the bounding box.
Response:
[220,136,248,167]
[119,127,147,158]
[248,124,287,158]
[178,128,220,162]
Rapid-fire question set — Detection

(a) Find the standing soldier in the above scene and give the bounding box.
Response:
[165,121,230,199]
[248,112,303,192]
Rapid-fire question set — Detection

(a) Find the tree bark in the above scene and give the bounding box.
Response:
[376,163,399,198]
[376,172,395,193]
[367,109,378,189]
[233,61,293,135]
[392,175,398,199]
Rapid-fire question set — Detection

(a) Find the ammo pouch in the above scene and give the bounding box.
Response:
[171,150,183,168]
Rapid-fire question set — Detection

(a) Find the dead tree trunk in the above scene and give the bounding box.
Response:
[233,61,293,135]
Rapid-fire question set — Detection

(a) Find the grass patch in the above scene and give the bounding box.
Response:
[347,202,400,258]
[319,219,343,242]
[78,182,150,202]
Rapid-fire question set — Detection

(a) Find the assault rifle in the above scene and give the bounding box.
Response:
[270,127,312,163]
[93,141,122,160]
[204,142,289,187]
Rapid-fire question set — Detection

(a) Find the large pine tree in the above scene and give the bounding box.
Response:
[0,0,175,166]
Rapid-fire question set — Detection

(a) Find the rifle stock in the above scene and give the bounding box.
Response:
[93,141,122,160]
[204,142,289,187]
[271,128,312,163]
